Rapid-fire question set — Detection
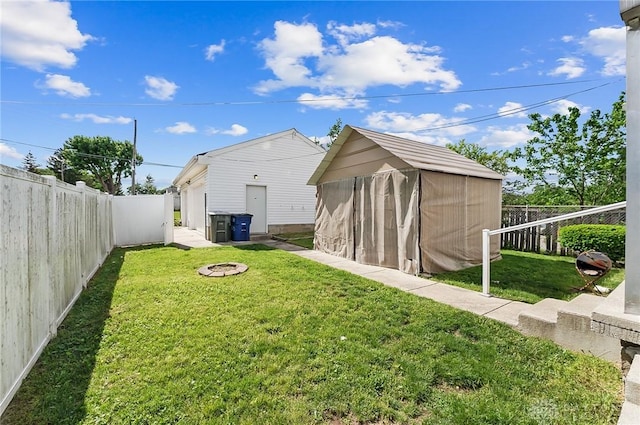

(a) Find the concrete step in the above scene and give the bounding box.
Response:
[555,294,621,363]
[618,401,640,425]
[557,294,604,331]
[517,298,567,340]
[626,354,640,406]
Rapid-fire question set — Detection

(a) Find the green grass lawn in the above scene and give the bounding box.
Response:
[274,232,624,305]
[3,245,622,424]
[430,250,625,304]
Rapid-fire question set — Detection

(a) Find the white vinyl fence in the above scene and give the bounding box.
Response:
[113,195,167,246]
[0,165,173,416]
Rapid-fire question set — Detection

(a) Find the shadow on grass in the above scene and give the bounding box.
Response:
[1,247,139,424]
[232,243,277,251]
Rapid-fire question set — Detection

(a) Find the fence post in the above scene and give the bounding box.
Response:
[482,228,491,297]
[43,176,58,338]
[76,181,87,287]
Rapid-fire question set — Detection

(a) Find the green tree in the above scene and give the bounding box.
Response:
[21,151,39,173]
[128,174,158,195]
[446,139,511,175]
[46,148,93,186]
[60,136,143,195]
[327,118,343,148]
[511,93,626,205]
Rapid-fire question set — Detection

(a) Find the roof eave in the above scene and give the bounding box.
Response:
[172,155,208,187]
[307,125,355,185]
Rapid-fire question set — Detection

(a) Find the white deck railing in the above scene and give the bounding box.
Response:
[481,201,627,296]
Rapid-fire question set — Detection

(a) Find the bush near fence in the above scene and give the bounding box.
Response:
[559,224,626,262]
[501,205,626,255]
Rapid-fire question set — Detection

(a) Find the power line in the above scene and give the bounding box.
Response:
[0,78,622,165]
[0,78,618,107]
[413,80,618,132]
[0,137,184,168]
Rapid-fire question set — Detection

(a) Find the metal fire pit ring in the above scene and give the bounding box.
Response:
[198,262,249,277]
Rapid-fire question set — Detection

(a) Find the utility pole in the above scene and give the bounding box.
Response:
[131,119,137,195]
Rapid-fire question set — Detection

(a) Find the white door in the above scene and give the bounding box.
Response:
[246,185,267,233]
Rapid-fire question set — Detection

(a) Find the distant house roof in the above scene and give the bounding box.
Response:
[173,128,325,187]
[200,128,324,160]
[307,125,504,185]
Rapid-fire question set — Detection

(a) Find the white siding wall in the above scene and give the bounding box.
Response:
[0,166,113,415]
[186,182,206,233]
[205,131,324,226]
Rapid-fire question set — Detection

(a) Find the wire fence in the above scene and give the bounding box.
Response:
[501,205,626,255]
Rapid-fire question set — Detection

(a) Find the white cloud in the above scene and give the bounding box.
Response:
[492,62,531,76]
[327,21,376,46]
[206,124,249,136]
[205,40,226,61]
[165,122,196,134]
[0,0,93,71]
[579,26,625,76]
[366,111,474,135]
[60,113,132,124]
[479,124,533,148]
[144,76,179,100]
[318,36,457,90]
[255,21,324,93]
[377,20,404,30]
[0,143,23,160]
[365,110,476,142]
[255,20,461,106]
[38,74,91,98]
[453,103,472,113]
[507,62,530,72]
[223,124,248,136]
[561,35,574,42]
[297,92,368,110]
[497,101,527,118]
[550,99,591,115]
[549,57,586,79]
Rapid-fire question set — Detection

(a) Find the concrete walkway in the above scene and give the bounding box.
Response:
[172,227,529,327]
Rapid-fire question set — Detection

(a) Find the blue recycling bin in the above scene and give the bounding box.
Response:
[230,214,253,241]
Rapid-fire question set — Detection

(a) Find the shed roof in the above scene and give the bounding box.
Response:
[308,125,504,185]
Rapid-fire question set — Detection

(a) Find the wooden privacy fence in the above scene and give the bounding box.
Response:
[501,205,626,254]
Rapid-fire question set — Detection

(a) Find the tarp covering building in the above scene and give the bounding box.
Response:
[308,126,503,275]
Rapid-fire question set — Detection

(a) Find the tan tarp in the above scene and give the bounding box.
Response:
[354,170,419,274]
[420,171,501,273]
[314,178,355,259]
[314,169,501,275]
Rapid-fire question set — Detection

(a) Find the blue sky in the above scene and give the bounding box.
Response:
[0,1,627,189]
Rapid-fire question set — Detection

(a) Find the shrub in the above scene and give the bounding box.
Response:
[558,224,625,261]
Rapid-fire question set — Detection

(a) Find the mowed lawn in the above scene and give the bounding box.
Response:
[431,250,626,304]
[3,245,622,424]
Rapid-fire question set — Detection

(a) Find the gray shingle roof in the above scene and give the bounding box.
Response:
[308,125,504,184]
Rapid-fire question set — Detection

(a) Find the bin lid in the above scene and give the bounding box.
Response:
[231,213,253,217]
[209,211,232,215]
